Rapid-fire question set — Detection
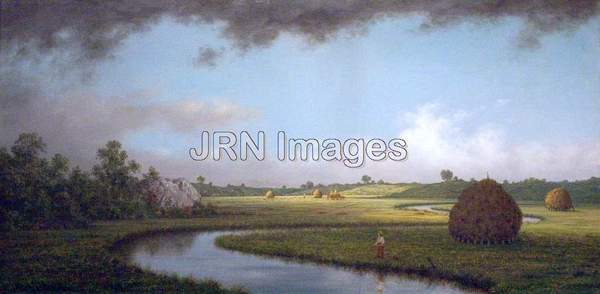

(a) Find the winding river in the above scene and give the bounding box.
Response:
[404,204,541,223]
[122,230,470,293]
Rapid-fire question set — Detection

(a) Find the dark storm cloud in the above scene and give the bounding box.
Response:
[1,0,598,179]
[1,0,598,61]
[194,47,224,68]
[0,69,258,165]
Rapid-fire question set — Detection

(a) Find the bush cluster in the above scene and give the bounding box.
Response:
[0,133,210,231]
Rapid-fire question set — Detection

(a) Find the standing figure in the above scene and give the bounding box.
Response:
[374,231,385,258]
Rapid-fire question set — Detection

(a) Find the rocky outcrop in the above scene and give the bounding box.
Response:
[146,178,201,209]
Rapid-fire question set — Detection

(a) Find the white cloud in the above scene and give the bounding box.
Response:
[136,102,599,186]
[391,103,600,182]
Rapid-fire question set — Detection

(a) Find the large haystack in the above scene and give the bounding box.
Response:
[449,179,522,244]
[544,187,573,211]
[313,189,322,198]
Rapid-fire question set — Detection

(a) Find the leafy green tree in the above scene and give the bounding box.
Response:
[141,166,161,214]
[361,175,372,185]
[440,169,454,182]
[3,133,52,229]
[92,140,143,219]
[67,167,97,220]
[305,181,314,189]
[196,175,205,184]
[0,133,87,230]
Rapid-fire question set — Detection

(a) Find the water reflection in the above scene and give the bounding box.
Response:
[406,204,541,223]
[375,273,385,294]
[124,231,469,293]
[138,232,196,256]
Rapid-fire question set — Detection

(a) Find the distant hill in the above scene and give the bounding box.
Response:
[341,184,416,196]
[191,183,304,197]
[192,177,600,204]
[192,183,363,197]
[386,177,600,204]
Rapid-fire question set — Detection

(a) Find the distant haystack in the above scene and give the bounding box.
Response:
[544,188,574,211]
[328,190,345,200]
[449,179,522,244]
[313,189,322,198]
[145,178,201,209]
[265,190,275,199]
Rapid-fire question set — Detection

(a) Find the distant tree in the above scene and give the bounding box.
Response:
[502,179,509,185]
[440,169,454,182]
[361,175,372,184]
[377,179,385,185]
[453,176,458,181]
[282,185,287,189]
[240,183,245,188]
[470,178,476,183]
[305,181,314,189]
[196,175,205,184]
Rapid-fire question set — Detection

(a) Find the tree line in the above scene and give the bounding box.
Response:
[0,133,208,231]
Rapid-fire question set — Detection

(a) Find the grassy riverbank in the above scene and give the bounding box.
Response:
[218,223,600,293]
[212,200,600,293]
[0,197,444,292]
[1,196,599,292]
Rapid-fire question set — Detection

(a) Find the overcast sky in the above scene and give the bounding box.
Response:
[1,1,599,186]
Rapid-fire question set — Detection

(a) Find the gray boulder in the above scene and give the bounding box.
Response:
[146,178,201,209]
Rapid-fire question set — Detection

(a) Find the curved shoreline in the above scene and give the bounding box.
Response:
[113,225,489,293]
[401,203,543,224]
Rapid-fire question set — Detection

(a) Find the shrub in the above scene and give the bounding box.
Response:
[313,189,322,198]
[449,179,522,244]
[544,187,574,211]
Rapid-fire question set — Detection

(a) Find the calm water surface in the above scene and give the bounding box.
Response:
[123,231,470,293]
[406,205,541,223]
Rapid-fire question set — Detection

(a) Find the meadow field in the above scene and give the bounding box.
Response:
[2,193,599,293]
[213,197,600,292]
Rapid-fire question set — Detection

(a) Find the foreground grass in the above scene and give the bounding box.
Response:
[1,196,599,292]
[0,196,445,292]
[210,198,600,293]
[218,225,600,293]
[0,222,245,292]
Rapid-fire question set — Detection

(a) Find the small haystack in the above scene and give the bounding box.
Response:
[328,190,345,200]
[265,190,275,199]
[313,189,322,198]
[544,187,574,211]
